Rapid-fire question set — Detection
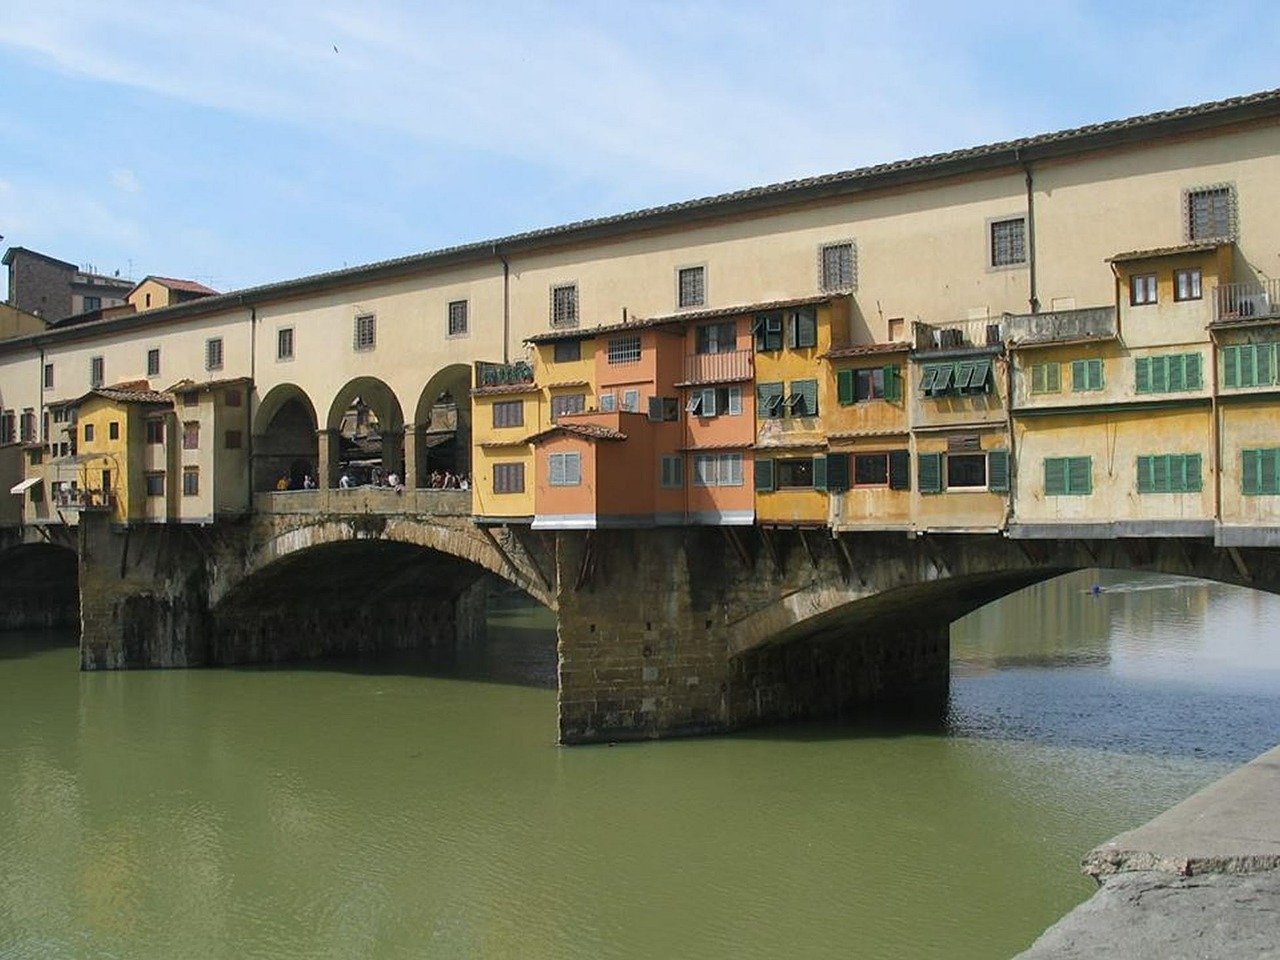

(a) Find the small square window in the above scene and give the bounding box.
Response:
[677,266,705,309]
[1131,274,1158,306]
[550,284,578,328]
[492,400,524,428]
[608,335,641,364]
[147,348,161,378]
[1186,185,1235,241]
[225,430,243,449]
[277,327,294,361]
[493,462,525,494]
[145,473,165,497]
[108,421,120,440]
[820,242,856,292]
[990,217,1026,268]
[448,300,469,337]
[206,337,224,371]
[1174,268,1202,302]
[224,389,242,408]
[354,314,376,351]
[553,340,581,363]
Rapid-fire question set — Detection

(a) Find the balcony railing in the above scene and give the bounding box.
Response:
[913,318,1004,353]
[1004,306,1117,346]
[1215,280,1280,323]
[682,349,753,384]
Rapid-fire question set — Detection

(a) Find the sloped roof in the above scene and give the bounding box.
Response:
[525,422,628,444]
[165,376,252,393]
[822,341,912,359]
[134,276,219,296]
[1107,241,1228,263]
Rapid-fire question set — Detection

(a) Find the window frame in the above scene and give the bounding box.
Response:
[1044,456,1093,496]
[492,462,525,494]
[548,451,582,487]
[1070,358,1104,393]
[695,321,737,355]
[776,458,815,489]
[819,241,856,292]
[277,327,295,362]
[852,452,890,488]
[553,340,581,363]
[1136,453,1202,494]
[946,453,988,490]
[1185,184,1236,242]
[182,467,200,497]
[182,421,200,450]
[43,362,54,390]
[146,347,161,378]
[1173,268,1203,302]
[1030,361,1061,394]
[145,419,165,445]
[90,356,104,388]
[550,283,579,329]
[989,216,1027,269]
[1130,273,1158,306]
[205,337,224,371]
[607,334,641,365]
[353,313,376,352]
[491,399,524,429]
[676,265,706,309]
[660,455,683,489]
[550,393,586,421]
[144,472,166,498]
[447,299,469,338]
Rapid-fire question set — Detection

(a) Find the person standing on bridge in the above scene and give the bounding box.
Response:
[276,473,289,491]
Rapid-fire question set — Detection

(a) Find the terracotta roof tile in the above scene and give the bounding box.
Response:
[1107,241,1228,263]
[526,422,627,444]
[471,382,539,397]
[822,341,912,359]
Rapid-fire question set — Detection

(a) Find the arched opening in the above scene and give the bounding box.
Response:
[412,364,472,488]
[0,542,80,630]
[253,384,319,492]
[327,377,405,489]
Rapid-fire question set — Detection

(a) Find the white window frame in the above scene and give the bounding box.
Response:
[608,335,641,365]
[548,451,582,487]
[277,327,295,361]
[622,388,640,413]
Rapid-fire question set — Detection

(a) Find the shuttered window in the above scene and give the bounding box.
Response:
[754,458,775,492]
[1135,354,1203,394]
[987,449,1010,493]
[918,452,943,494]
[1222,343,1278,388]
[753,312,784,351]
[823,453,849,491]
[1044,456,1092,495]
[1031,362,1060,394]
[888,450,910,491]
[548,452,581,487]
[784,379,818,416]
[757,381,784,419]
[493,463,524,493]
[788,308,818,349]
[1242,449,1280,496]
[660,456,683,488]
[1070,358,1103,392]
[1137,454,1202,494]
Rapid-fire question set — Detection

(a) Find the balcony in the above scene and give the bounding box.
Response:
[1004,306,1117,347]
[681,349,753,385]
[913,318,1004,354]
[1215,280,1280,324]
[474,359,534,388]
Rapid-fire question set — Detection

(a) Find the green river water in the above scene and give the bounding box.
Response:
[2,569,1279,959]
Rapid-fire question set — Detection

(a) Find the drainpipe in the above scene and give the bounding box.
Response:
[1209,324,1222,533]
[1020,152,1039,314]
[495,245,510,364]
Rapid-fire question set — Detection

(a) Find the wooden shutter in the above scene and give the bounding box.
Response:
[1135,357,1151,394]
[1068,457,1091,494]
[754,458,775,492]
[918,452,943,494]
[1185,454,1203,492]
[1222,346,1240,388]
[1185,353,1203,389]
[987,449,1010,492]
[1044,458,1067,495]
[824,454,849,491]
[883,365,902,402]
[888,450,910,490]
[837,369,855,405]
[813,455,828,491]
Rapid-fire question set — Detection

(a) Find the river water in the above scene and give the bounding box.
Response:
[2,569,1279,959]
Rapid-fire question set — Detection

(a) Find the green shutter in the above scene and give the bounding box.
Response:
[825,453,849,491]
[1151,356,1169,392]
[883,365,902,402]
[1070,360,1086,392]
[1135,357,1151,394]
[987,449,1010,493]
[796,379,818,416]
[1044,458,1067,496]
[1087,358,1103,390]
[918,452,943,494]
[889,450,910,490]
[1136,455,1153,493]
[1185,454,1203,492]
[1068,456,1092,495]
[1185,352,1202,390]
[757,382,783,419]
[754,458,775,492]
[1223,345,1240,388]
[813,455,828,491]
[1259,343,1276,385]
[837,369,854,405]
[919,365,939,394]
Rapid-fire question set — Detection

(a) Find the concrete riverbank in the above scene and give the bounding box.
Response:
[1015,744,1280,959]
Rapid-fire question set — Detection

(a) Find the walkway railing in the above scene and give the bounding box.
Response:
[256,488,471,517]
[682,349,753,384]
[914,317,1005,352]
[1215,279,1280,323]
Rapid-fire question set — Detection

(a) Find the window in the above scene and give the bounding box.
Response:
[648,396,679,422]
[947,453,987,489]
[183,421,199,450]
[757,381,785,419]
[1135,353,1202,393]
[920,359,993,397]
[183,391,199,408]
[598,393,616,412]
[783,379,818,416]
[1130,274,1157,306]
[548,452,582,486]
[83,423,95,442]
[277,327,294,361]
[820,241,856,292]
[224,389,241,408]
[493,462,525,493]
[43,363,54,389]
[677,266,705,308]
[1222,342,1278,388]
[1186,185,1235,241]
[621,389,641,413]
[1030,361,1060,394]
[553,340,581,363]
[84,295,101,312]
[687,385,742,417]
[551,284,578,328]
[146,419,164,444]
[1242,448,1280,496]
[90,356,104,388]
[20,409,35,443]
[607,335,641,364]
[660,455,683,488]
[145,347,160,378]
[182,467,200,497]
[695,321,737,355]
[1044,456,1092,495]
[353,314,376,351]
[788,308,818,349]
[1071,358,1104,392]
[1137,454,1202,494]
[1174,268,1202,302]
[551,394,586,421]
[776,459,814,488]
[108,421,119,441]
[693,453,743,487]
[753,312,784,351]
[145,473,165,497]
[206,337,224,371]
[492,400,524,428]
[837,366,902,404]
[225,430,243,449]
[448,300,469,337]
[853,453,890,487]
[0,411,14,444]
[990,217,1026,267]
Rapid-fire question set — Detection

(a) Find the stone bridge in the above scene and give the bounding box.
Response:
[17,500,1280,743]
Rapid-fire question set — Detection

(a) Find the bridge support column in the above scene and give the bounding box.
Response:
[316,428,340,489]
[382,428,404,485]
[402,424,420,488]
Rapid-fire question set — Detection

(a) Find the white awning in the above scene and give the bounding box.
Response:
[9,476,41,495]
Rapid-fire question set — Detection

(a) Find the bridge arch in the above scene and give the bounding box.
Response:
[328,376,406,485]
[0,541,80,628]
[412,364,472,486]
[254,383,319,491]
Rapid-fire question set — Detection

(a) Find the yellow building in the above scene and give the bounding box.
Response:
[164,377,253,523]
[74,384,175,525]
[470,358,544,522]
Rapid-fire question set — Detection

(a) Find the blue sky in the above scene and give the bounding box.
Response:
[2,1,1278,298]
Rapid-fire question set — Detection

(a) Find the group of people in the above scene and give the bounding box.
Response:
[275,466,470,491]
[427,470,468,490]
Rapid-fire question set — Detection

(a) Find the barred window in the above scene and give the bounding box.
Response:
[448,300,469,337]
[990,217,1026,267]
[493,462,525,493]
[1186,185,1235,241]
[277,327,294,361]
[820,242,856,291]
[551,284,578,328]
[90,356,104,388]
[147,348,160,378]
[354,314,376,351]
[608,335,641,364]
[492,400,524,428]
[677,266,705,308]
[205,337,224,371]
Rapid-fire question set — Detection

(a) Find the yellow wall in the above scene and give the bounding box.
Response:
[470,387,541,519]
[1219,398,1280,527]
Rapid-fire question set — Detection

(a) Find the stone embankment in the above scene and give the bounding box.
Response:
[1015,744,1280,959]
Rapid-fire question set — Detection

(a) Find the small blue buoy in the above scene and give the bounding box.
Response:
[1090,584,1102,595]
